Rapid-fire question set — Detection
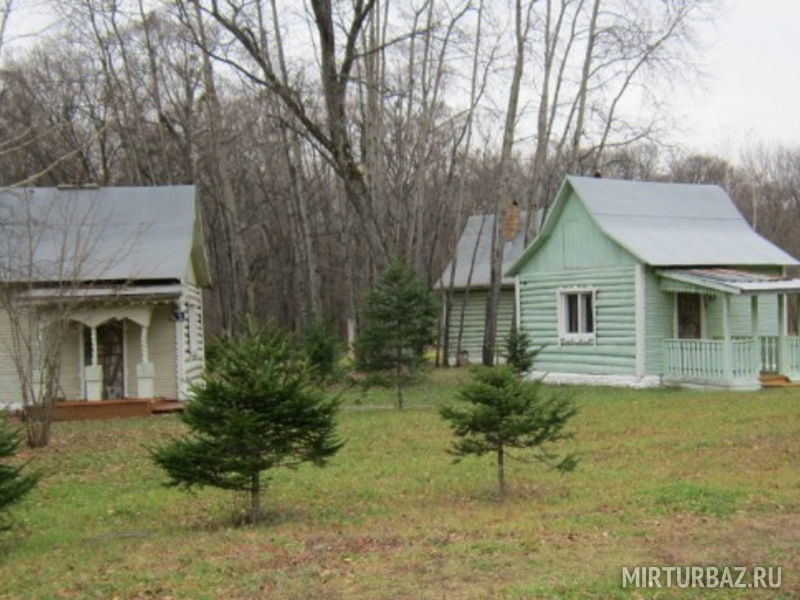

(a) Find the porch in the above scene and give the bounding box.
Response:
[658,268,800,390]
[663,336,800,390]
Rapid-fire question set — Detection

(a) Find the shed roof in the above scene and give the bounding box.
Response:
[0,185,210,286]
[20,283,185,303]
[508,176,798,275]
[436,210,539,289]
[657,268,800,295]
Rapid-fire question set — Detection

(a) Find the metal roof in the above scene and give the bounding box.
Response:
[657,268,800,295]
[19,284,184,303]
[0,186,210,285]
[568,176,799,266]
[436,210,539,289]
[509,176,798,274]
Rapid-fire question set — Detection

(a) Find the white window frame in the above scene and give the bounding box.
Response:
[556,287,597,344]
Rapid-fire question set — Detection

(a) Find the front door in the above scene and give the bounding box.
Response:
[84,320,125,399]
[676,293,703,339]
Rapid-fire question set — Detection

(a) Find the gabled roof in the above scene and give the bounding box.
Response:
[508,176,798,275]
[436,210,539,289]
[0,185,210,286]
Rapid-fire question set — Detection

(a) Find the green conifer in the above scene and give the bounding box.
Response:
[151,322,342,523]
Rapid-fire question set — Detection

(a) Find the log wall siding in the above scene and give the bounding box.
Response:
[516,191,639,376]
[446,289,514,363]
[519,266,637,375]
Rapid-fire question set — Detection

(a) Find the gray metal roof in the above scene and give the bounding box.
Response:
[567,176,799,266]
[0,185,210,285]
[658,268,800,295]
[20,283,184,302]
[436,210,539,289]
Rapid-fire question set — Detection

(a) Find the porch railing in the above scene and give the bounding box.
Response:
[759,336,779,373]
[663,338,759,385]
[759,336,800,375]
[786,337,800,376]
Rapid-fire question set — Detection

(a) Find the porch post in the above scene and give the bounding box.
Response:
[777,294,787,375]
[136,324,155,399]
[84,325,103,401]
[796,293,800,336]
[722,294,733,382]
[751,296,761,374]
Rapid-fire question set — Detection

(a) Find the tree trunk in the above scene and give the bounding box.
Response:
[191,2,250,331]
[483,0,531,366]
[395,347,404,410]
[249,472,262,523]
[497,444,506,500]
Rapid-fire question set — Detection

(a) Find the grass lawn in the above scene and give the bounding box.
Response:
[1,370,799,599]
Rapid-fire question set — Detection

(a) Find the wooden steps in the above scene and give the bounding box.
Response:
[151,400,185,414]
[759,374,800,388]
[46,398,185,421]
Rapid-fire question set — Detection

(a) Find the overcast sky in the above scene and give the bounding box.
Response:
[671,0,800,158]
[5,0,798,162]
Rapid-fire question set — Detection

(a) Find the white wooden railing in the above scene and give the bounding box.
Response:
[755,336,800,374]
[759,336,779,373]
[663,339,759,384]
[785,337,800,375]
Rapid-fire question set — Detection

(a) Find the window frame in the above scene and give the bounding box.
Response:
[556,287,597,344]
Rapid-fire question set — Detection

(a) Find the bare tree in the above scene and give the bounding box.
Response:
[483,0,534,366]
[0,0,14,54]
[179,0,391,262]
[0,190,136,447]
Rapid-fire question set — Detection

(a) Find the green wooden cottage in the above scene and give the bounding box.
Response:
[507,176,800,390]
[436,210,538,364]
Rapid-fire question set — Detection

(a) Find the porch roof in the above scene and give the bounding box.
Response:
[19,283,184,303]
[657,268,800,295]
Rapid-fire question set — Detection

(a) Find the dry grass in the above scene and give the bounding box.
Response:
[1,372,799,598]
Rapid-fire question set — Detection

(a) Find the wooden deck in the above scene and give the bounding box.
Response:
[759,374,800,388]
[49,399,185,421]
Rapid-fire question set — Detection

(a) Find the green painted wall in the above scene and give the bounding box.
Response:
[519,192,636,274]
[517,192,639,376]
[446,288,515,363]
[704,294,780,337]
[644,267,673,376]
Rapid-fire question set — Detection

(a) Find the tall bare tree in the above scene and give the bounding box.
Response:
[483,0,534,366]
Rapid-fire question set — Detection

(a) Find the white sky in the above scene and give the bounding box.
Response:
[671,0,800,158]
[4,0,799,161]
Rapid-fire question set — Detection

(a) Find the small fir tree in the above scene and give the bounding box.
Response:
[440,366,578,499]
[503,323,538,375]
[151,322,342,524]
[356,259,437,409]
[300,314,345,383]
[0,420,39,530]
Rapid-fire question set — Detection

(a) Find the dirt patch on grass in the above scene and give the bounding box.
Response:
[643,512,800,573]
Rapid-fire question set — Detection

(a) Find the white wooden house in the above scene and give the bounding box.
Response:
[0,185,210,411]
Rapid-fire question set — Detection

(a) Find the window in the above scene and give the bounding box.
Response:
[558,289,595,342]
